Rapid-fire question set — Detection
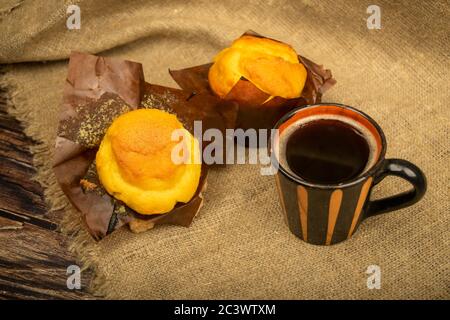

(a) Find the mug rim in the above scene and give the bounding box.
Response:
[271,103,387,189]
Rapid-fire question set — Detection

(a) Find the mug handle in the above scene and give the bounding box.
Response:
[366,159,427,216]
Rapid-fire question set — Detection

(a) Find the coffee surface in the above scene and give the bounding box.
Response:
[285,119,370,184]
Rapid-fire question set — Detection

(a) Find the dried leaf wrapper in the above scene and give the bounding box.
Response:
[54,52,237,240]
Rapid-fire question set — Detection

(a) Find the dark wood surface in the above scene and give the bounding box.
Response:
[0,88,94,299]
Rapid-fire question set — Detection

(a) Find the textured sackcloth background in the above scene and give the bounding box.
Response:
[0,0,449,299]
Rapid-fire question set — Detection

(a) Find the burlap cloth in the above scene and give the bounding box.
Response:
[1,0,449,299]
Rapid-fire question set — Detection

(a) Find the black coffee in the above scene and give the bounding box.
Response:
[285,119,370,184]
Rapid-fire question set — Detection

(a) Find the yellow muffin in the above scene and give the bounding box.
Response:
[208,35,307,99]
[96,109,201,215]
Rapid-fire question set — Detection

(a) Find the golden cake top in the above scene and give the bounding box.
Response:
[208,35,307,99]
[96,109,201,215]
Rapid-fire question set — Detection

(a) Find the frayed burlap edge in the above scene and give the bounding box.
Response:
[0,65,108,298]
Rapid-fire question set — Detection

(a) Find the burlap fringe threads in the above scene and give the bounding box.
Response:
[0,67,108,297]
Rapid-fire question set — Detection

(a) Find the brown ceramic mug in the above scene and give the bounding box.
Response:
[271,103,427,245]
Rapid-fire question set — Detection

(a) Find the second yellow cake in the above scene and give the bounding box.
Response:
[208,35,308,100]
[96,109,201,215]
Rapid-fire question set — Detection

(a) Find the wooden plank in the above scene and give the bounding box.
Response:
[0,216,23,231]
[0,88,95,299]
[0,94,48,221]
[0,223,93,300]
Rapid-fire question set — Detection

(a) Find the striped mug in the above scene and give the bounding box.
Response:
[271,103,427,245]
